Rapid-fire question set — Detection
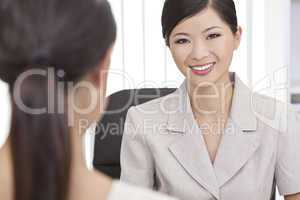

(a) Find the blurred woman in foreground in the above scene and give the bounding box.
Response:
[0,0,177,200]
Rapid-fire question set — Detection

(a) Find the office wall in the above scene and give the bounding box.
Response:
[291,0,300,86]
[256,0,290,104]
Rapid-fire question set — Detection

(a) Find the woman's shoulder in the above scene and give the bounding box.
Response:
[233,74,298,132]
[106,181,178,200]
[251,91,299,133]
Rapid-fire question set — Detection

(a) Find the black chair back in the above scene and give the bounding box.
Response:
[93,88,176,178]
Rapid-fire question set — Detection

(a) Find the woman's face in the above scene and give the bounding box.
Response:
[169,7,242,86]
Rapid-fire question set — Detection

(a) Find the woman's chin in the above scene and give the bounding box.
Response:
[187,71,219,88]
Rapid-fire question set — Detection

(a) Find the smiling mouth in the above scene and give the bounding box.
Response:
[189,62,216,76]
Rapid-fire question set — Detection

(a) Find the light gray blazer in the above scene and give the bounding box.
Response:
[120,75,300,200]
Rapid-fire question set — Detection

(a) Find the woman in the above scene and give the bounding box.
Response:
[0,0,177,200]
[120,0,300,200]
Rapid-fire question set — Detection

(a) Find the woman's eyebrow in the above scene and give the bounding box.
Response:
[202,26,222,33]
[172,26,222,38]
[172,32,189,38]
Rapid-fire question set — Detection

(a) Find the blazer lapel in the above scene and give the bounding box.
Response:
[165,82,220,199]
[213,119,260,187]
[168,126,220,199]
[214,75,260,187]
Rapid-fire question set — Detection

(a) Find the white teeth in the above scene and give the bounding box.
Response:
[190,63,214,71]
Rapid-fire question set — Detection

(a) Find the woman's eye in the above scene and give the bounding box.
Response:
[207,33,221,40]
[174,38,189,44]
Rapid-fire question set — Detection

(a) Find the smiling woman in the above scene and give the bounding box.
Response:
[166,5,242,163]
[120,0,300,200]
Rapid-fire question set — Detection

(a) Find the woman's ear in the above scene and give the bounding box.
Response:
[234,26,243,50]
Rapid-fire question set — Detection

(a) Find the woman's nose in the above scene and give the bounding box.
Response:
[189,40,210,61]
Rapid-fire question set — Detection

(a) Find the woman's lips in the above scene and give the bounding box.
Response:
[189,62,216,76]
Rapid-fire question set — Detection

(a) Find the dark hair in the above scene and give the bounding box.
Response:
[0,0,116,200]
[161,0,238,45]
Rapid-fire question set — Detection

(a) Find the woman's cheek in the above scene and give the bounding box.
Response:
[172,48,189,64]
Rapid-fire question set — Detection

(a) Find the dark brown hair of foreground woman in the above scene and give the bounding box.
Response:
[0,0,116,200]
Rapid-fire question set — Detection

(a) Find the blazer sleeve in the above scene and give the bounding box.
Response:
[275,105,300,196]
[120,106,155,189]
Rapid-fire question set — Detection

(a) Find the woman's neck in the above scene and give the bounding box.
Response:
[69,124,87,169]
[0,138,14,200]
[68,121,113,200]
[187,73,234,122]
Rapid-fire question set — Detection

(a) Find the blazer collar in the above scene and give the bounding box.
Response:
[166,73,260,198]
[166,73,258,133]
[230,74,257,131]
[165,79,194,133]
